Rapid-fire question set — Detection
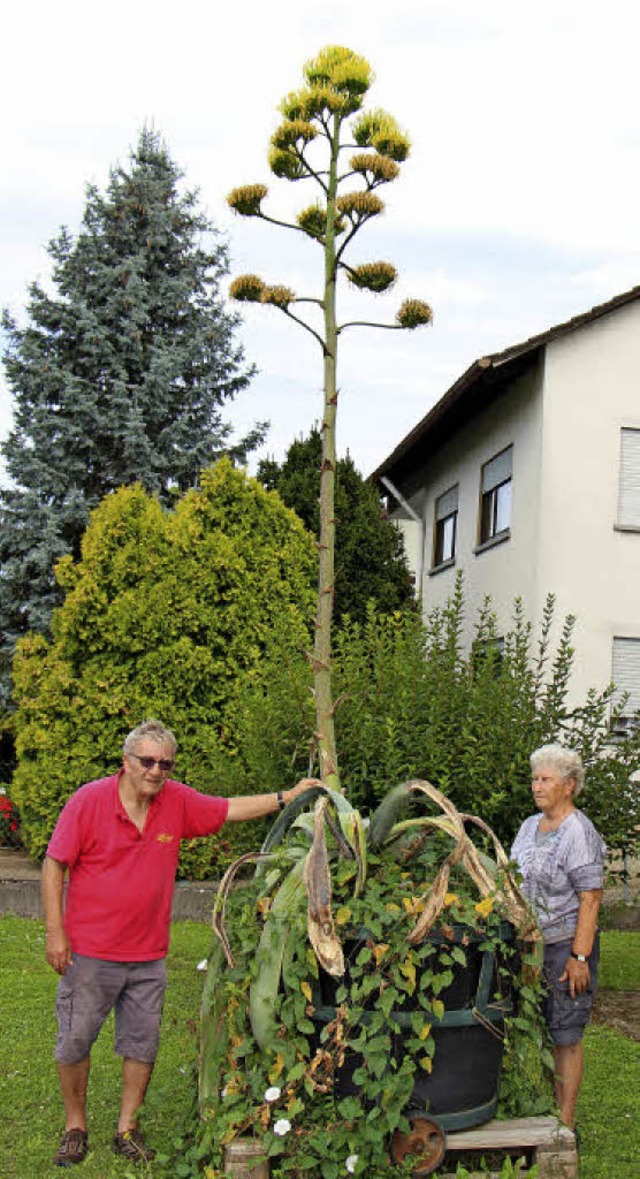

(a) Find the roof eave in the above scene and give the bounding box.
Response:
[372,281,640,488]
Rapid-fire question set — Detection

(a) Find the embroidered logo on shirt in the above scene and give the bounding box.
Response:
[157,833,174,843]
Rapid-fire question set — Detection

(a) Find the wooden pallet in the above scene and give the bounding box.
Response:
[439,1115,578,1178]
[222,1117,578,1178]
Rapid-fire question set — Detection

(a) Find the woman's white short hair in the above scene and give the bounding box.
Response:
[530,743,585,797]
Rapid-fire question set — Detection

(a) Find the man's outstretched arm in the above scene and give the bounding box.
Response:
[225,777,323,821]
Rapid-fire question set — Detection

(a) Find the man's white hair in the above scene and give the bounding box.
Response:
[123,719,177,758]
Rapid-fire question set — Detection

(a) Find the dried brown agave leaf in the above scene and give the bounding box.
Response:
[212,851,271,967]
[461,812,541,947]
[400,780,539,952]
[304,796,345,977]
[408,860,452,945]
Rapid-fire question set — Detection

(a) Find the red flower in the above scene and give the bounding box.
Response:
[0,794,21,845]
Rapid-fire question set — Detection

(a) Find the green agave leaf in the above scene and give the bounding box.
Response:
[198,937,229,1115]
[257,785,327,867]
[338,808,368,895]
[249,856,307,1050]
[368,782,416,849]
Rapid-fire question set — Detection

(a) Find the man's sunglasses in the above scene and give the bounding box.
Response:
[128,753,175,773]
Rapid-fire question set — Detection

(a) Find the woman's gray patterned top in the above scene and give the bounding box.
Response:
[511,810,606,944]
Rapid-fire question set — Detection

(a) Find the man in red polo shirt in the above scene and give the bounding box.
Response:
[42,719,319,1167]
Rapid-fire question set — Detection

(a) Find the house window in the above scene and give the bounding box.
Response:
[433,485,458,568]
[617,428,640,528]
[611,637,640,737]
[479,446,512,544]
[472,635,505,678]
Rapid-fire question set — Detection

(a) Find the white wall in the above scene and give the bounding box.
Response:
[393,359,545,648]
[390,299,640,706]
[533,300,640,702]
[387,299,640,708]
[395,517,422,586]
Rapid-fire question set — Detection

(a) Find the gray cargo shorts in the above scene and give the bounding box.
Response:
[543,935,600,1047]
[55,954,168,1064]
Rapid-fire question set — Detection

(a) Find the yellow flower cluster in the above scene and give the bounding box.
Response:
[226,184,268,217]
[350,152,400,184]
[348,261,397,293]
[336,191,384,220]
[396,299,433,329]
[271,119,318,150]
[353,108,411,162]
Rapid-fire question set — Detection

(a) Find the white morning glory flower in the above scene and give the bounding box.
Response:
[273,1119,292,1137]
[346,1155,359,1174]
[196,959,208,971]
[264,1086,282,1103]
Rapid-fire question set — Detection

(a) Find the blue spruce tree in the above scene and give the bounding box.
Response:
[0,128,263,702]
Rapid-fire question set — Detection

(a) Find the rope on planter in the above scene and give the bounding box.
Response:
[471,1006,506,1042]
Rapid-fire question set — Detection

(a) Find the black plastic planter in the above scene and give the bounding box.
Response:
[312,923,517,1134]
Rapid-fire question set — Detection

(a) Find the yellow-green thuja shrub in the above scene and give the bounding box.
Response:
[11,459,317,875]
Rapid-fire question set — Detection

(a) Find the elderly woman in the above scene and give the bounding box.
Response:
[511,743,606,1130]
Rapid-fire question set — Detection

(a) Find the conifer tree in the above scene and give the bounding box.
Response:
[227,46,431,785]
[259,427,414,624]
[0,128,262,700]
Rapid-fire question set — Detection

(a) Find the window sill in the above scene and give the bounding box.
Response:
[473,529,511,556]
[614,523,640,534]
[429,557,456,577]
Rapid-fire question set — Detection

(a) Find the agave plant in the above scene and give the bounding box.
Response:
[226,46,432,790]
[199,783,546,1175]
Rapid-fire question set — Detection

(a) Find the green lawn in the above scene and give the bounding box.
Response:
[0,918,638,1178]
[0,916,212,1178]
[596,929,640,989]
[577,1026,640,1179]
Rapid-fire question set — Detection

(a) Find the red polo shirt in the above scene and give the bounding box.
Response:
[46,774,228,961]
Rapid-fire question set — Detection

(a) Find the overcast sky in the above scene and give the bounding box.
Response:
[3,0,640,477]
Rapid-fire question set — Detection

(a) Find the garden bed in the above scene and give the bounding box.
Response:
[592,989,640,1041]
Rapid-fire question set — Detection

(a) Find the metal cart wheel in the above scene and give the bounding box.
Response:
[390,1114,447,1176]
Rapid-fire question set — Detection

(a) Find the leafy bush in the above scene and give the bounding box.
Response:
[209,578,640,854]
[10,460,316,874]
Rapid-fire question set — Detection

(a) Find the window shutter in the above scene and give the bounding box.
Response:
[435,485,458,520]
[482,446,512,493]
[618,428,640,527]
[612,637,640,719]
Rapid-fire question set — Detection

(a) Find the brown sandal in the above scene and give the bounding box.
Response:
[53,1128,89,1166]
[113,1127,156,1162]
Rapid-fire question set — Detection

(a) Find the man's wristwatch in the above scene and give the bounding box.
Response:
[570,951,588,962]
[276,790,285,811]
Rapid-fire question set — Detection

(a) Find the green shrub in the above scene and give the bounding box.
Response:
[208,579,640,854]
[10,459,316,874]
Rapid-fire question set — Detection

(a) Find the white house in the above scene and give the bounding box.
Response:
[372,285,640,723]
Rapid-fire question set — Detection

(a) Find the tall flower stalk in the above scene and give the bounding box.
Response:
[227,46,432,789]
